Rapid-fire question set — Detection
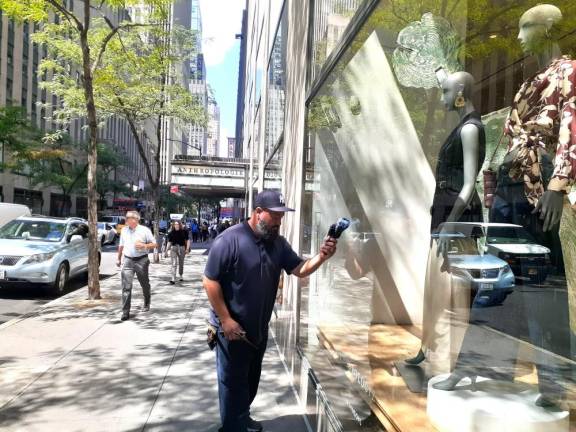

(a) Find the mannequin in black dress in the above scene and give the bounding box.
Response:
[405,71,486,366]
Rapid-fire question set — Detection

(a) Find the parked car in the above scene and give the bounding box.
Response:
[100,215,126,235]
[438,224,515,307]
[97,222,117,246]
[484,223,551,284]
[440,222,550,284]
[0,203,31,228]
[0,216,100,294]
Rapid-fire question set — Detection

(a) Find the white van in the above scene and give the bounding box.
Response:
[0,203,32,228]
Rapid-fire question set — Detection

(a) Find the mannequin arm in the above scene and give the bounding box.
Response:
[445,123,480,223]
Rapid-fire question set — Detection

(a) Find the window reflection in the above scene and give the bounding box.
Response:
[301,0,576,430]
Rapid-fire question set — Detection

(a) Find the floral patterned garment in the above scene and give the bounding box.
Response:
[505,56,576,206]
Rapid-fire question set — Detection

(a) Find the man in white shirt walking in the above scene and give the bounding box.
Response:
[117,211,157,321]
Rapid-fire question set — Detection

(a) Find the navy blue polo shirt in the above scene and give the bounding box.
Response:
[204,222,303,344]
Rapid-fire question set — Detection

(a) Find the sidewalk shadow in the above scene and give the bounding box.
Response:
[137,414,307,432]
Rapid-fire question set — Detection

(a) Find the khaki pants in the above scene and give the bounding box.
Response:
[170,245,186,281]
[121,255,151,313]
[421,240,471,373]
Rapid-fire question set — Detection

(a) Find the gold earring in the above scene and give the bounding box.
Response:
[454,90,466,108]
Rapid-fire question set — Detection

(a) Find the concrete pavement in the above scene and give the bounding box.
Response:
[0,250,308,432]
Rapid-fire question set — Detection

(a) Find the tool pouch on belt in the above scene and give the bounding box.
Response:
[207,322,218,351]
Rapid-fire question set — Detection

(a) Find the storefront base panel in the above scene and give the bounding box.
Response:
[298,323,576,432]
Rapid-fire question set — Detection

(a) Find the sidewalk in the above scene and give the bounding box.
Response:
[0,250,308,432]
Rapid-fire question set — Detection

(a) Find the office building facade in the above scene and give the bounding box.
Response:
[0,3,154,217]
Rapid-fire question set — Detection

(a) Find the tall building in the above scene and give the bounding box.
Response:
[129,0,208,182]
[205,95,220,157]
[235,4,248,158]
[227,137,236,158]
[0,3,154,217]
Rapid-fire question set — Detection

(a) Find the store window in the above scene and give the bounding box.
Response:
[302,1,576,430]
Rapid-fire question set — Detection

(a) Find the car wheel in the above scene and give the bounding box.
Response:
[52,262,69,295]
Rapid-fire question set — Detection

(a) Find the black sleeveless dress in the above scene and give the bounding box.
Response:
[430,111,486,232]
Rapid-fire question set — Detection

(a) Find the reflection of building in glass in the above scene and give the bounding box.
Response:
[311,0,362,80]
[265,24,286,155]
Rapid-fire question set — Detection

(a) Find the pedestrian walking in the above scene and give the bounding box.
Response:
[116,211,158,321]
[191,219,199,242]
[165,220,190,284]
[203,190,337,432]
[201,221,209,242]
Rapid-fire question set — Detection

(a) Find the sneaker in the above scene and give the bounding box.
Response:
[143,304,150,312]
[179,276,184,282]
[121,312,129,321]
[247,417,263,432]
[170,280,175,285]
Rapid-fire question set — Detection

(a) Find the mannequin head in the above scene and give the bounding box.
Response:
[518,4,562,55]
[440,71,474,112]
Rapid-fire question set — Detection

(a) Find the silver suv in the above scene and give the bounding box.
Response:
[0,216,100,294]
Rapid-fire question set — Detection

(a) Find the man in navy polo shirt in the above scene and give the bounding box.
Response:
[204,190,337,432]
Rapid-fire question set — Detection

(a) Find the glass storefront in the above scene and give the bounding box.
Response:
[300,0,576,430]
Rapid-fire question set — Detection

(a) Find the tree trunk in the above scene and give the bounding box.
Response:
[81,29,101,300]
[151,185,160,263]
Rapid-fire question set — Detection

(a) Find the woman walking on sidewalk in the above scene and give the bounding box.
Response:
[165,220,190,284]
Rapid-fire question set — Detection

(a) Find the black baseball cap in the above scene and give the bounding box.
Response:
[253,190,295,212]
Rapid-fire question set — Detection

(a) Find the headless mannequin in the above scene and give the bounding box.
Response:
[406,71,482,365]
[518,4,565,231]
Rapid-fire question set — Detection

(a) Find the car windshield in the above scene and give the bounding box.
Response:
[100,217,117,224]
[446,237,480,255]
[487,226,536,244]
[0,220,67,242]
[97,223,105,229]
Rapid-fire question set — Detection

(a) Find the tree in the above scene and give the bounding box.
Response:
[95,142,132,209]
[88,9,207,261]
[0,0,171,299]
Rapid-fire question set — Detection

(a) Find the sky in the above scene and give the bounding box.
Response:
[198,0,246,157]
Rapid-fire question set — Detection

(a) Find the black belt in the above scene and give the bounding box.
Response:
[125,254,148,261]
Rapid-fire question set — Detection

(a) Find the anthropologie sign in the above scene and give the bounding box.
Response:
[173,165,245,178]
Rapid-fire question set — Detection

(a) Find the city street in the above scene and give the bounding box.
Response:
[0,244,118,325]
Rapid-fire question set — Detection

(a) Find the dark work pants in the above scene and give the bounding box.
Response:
[216,329,268,432]
[121,256,151,313]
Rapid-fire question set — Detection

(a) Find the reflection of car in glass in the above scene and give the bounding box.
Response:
[484,224,551,284]
[100,215,126,234]
[438,225,515,307]
[97,222,117,246]
[0,203,31,228]
[0,216,100,294]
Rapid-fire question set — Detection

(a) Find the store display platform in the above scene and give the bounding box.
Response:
[427,374,569,432]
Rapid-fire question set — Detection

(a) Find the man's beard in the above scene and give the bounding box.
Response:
[256,219,279,242]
